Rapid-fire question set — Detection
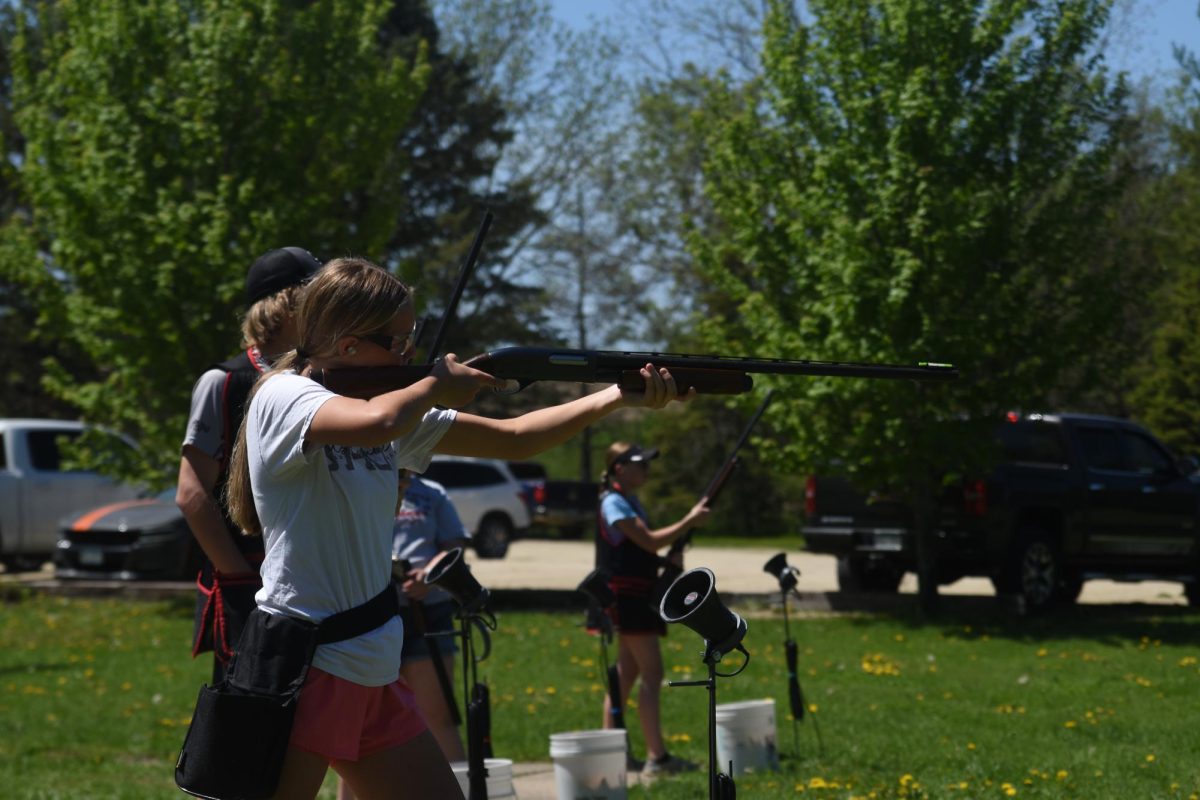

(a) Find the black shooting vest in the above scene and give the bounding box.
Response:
[212,349,266,560]
[192,349,267,665]
[595,487,660,590]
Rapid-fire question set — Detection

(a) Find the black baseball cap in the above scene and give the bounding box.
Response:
[613,444,659,466]
[245,247,322,307]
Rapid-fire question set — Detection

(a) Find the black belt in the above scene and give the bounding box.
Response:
[317,584,400,645]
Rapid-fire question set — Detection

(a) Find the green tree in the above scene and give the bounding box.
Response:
[0,4,91,419]
[691,0,1139,605]
[1129,28,1200,457]
[3,0,429,483]
[379,1,552,361]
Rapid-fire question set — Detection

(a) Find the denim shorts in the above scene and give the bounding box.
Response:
[399,601,458,661]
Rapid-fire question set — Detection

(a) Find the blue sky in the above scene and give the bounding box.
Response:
[549,0,1200,90]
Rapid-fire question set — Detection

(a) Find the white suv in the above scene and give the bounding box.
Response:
[421,456,531,559]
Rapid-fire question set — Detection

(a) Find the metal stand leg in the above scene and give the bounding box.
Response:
[669,647,737,800]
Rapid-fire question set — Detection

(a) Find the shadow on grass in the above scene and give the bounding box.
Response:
[818,590,1199,645]
[0,661,73,677]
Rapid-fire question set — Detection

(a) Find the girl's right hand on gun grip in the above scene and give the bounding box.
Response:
[430,354,504,407]
[687,501,711,528]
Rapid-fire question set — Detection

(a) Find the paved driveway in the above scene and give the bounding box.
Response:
[467,538,1190,606]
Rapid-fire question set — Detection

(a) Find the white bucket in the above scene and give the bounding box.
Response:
[715,698,780,775]
[548,729,628,800]
[450,758,518,799]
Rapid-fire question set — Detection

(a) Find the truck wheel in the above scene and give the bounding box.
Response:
[1058,569,1084,604]
[1185,580,1200,608]
[836,558,902,593]
[1011,534,1060,611]
[2,555,45,573]
[474,514,513,559]
[863,564,904,593]
[836,557,866,592]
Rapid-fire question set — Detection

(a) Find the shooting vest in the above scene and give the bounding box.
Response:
[595,487,660,591]
[192,348,267,662]
[212,349,267,558]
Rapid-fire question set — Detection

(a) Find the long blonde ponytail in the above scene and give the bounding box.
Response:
[225,257,411,535]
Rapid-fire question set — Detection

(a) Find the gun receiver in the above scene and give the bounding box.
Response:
[313,346,959,399]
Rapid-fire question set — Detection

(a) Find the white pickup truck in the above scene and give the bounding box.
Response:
[0,419,140,572]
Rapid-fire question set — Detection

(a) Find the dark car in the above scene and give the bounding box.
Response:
[54,488,201,581]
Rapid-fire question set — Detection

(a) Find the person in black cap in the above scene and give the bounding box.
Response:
[595,441,709,777]
[175,246,322,682]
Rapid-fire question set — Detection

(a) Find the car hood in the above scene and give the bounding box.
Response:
[62,499,183,533]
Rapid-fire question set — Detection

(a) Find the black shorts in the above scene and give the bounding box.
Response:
[398,601,458,661]
[611,591,666,637]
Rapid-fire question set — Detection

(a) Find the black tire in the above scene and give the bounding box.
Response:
[3,555,45,573]
[1185,580,1200,608]
[1008,533,1061,612]
[474,514,513,559]
[1058,569,1084,604]
[837,557,903,594]
[836,556,865,592]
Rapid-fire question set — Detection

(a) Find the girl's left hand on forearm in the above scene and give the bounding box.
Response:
[622,363,695,408]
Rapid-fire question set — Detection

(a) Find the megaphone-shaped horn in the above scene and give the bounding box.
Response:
[423,547,490,615]
[659,567,747,659]
[576,568,615,608]
[763,552,799,593]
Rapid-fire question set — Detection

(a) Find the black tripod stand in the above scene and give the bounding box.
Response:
[668,640,750,799]
[763,553,822,757]
[429,607,496,799]
[660,567,750,800]
[423,548,497,800]
[575,570,627,746]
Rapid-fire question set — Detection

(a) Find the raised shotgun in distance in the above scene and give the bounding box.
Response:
[653,390,775,602]
[312,346,959,398]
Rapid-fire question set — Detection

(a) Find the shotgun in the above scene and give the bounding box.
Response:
[412,212,493,729]
[313,347,958,398]
[653,391,775,602]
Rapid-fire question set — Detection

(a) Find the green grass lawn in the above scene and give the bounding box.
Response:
[1,588,1198,798]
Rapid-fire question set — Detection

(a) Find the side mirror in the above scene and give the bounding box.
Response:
[1177,455,1199,477]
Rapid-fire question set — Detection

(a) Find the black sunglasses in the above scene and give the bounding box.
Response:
[360,330,415,355]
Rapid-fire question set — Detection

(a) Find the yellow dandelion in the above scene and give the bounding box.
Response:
[1056,770,1068,780]
[1064,720,1077,728]
[1145,754,1156,763]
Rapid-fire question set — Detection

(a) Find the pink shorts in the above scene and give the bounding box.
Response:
[288,667,428,762]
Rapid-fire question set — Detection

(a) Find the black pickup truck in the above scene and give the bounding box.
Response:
[506,461,598,540]
[803,413,1200,609]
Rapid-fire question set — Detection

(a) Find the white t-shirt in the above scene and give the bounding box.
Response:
[247,371,456,686]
